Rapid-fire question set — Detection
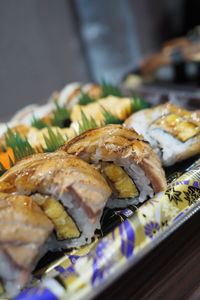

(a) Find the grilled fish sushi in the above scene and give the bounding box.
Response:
[0,152,111,248]
[0,193,53,297]
[59,125,167,208]
[124,102,200,166]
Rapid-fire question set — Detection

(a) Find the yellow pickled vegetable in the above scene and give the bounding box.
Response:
[102,163,138,198]
[33,195,80,240]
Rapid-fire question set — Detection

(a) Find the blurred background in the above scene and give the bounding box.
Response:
[0,0,200,119]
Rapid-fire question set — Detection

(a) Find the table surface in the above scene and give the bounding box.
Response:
[0,1,200,299]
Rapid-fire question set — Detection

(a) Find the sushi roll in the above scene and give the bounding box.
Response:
[0,152,111,249]
[0,192,53,297]
[4,83,102,128]
[15,102,56,126]
[59,125,167,208]
[57,82,102,110]
[9,104,39,124]
[124,102,200,166]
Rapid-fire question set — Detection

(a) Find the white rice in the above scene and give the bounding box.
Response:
[0,250,22,297]
[46,192,101,250]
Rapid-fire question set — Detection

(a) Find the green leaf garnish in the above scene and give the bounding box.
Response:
[0,162,7,176]
[77,110,101,134]
[101,106,123,125]
[101,80,122,98]
[31,114,49,129]
[0,126,68,175]
[130,93,148,113]
[51,102,70,128]
[5,127,35,162]
[42,126,67,152]
[78,92,96,106]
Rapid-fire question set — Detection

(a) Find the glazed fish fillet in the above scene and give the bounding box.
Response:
[0,193,53,297]
[0,152,111,249]
[124,102,200,166]
[59,125,167,208]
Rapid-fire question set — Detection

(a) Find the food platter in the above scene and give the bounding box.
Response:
[0,82,199,300]
[8,156,199,300]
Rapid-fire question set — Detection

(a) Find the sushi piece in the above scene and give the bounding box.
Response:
[124,102,200,166]
[59,125,167,208]
[0,152,111,248]
[56,82,82,109]
[16,102,56,126]
[70,96,132,123]
[9,104,39,124]
[0,192,53,297]
[57,82,102,110]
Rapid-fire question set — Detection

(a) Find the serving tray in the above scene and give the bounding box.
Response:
[12,160,200,300]
[1,86,199,300]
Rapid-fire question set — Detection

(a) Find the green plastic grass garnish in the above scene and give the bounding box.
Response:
[51,102,70,128]
[101,80,122,98]
[5,127,35,162]
[78,92,96,106]
[41,126,67,152]
[0,126,67,175]
[31,114,49,129]
[0,162,7,176]
[101,106,123,125]
[130,93,148,113]
[77,110,102,134]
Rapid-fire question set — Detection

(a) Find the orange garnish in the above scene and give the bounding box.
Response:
[0,147,15,169]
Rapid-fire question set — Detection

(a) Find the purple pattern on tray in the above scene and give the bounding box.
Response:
[193,181,199,188]
[13,287,58,300]
[55,266,65,274]
[119,219,135,259]
[91,239,111,286]
[144,222,160,238]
